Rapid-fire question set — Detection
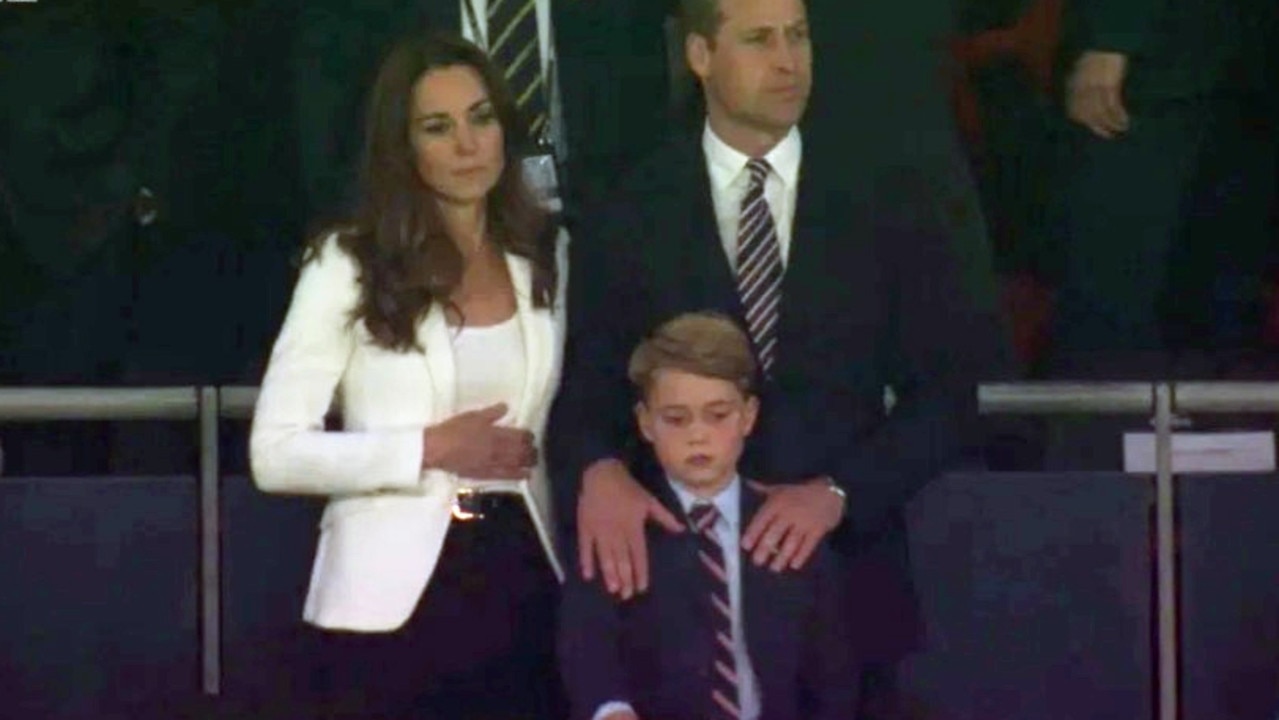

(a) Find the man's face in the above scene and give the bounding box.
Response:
[687,0,812,149]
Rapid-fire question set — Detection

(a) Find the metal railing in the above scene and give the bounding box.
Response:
[981,381,1279,720]
[0,387,219,694]
[1,382,1277,720]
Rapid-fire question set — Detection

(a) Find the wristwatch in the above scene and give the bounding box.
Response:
[822,476,847,504]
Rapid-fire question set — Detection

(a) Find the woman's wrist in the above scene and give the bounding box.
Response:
[421,425,445,470]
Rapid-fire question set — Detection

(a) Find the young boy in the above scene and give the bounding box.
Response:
[558,312,860,720]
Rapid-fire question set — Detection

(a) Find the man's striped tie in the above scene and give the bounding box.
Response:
[689,503,742,720]
[487,0,547,140]
[735,158,783,375]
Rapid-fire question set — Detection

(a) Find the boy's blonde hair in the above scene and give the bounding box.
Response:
[628,312,757,399]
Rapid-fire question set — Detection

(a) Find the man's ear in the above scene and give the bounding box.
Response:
[741,395,759,435]
[635,401,656,443]
[686,32,713,82]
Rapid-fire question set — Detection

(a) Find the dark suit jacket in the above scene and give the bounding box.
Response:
[1060,0,1262,103]
[548,127,1007,660]
[551,0,681,212]
[558,483,859,720]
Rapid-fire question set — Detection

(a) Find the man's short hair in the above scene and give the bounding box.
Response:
[678,0,724,41]
[628,311,756,399]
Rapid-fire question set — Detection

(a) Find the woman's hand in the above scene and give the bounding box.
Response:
[421,403,537,479]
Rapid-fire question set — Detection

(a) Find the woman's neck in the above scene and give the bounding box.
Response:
[438,200,489,257]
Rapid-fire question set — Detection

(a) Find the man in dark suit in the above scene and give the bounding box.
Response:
[805,0,1003,320]
[559,313,858,720]
[551,0,682,212]
[1048,0,1277,372]
[548,0,1006,715]
[0,0,226,474]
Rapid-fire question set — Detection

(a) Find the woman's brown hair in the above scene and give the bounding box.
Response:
[307,31,554,351]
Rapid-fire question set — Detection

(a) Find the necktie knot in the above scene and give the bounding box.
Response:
[688,503,721,533]
[746,158,771,188]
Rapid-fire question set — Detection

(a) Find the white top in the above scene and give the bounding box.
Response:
[451,314,526,417]
[703,122,803,271]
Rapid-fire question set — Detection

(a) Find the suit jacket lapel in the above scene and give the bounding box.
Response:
[773,149,827,367]
[674,133,829,370]
[650,478,710,624]
[651,476,689,528]
[740,485,783,697]
[666,137,743,319]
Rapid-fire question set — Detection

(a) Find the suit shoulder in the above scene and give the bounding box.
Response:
[597,135,699,206]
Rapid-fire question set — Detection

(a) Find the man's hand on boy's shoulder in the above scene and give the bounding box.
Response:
[742,478,846,573]
[578,458,685,600]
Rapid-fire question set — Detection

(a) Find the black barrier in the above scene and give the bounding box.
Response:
[9,470,1271,720]
[1180,475,1279,720]
[218,475,323,718]
[0,477,199,718]
[901,472,1155,719]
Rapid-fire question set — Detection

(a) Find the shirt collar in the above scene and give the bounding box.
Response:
[702,121,802,195]
[666,474,742,532]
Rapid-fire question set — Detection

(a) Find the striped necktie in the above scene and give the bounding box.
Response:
[688,503,742,719]
[487,0,548,141]
[735,158,783,376]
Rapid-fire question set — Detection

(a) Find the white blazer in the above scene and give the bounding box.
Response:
[250,230,568,632]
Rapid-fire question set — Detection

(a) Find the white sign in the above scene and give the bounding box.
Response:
[1122,431,1277,474]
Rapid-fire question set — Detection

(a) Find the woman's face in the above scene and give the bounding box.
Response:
[408,64,506,206]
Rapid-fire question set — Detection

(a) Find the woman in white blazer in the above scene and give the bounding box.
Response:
[250,32,567,720]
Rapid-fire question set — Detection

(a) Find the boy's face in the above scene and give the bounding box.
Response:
[635,369,758,497]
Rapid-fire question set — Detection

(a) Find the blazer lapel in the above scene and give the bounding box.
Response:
[417,304,457,420]
[503,251,561,542]
[649,479,709,623]
[504,252,550,429]
[772,156,826,372]
[740,486,782,697]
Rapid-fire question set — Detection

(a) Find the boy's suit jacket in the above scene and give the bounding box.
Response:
[250,230,567,632]
[559,483,860,720]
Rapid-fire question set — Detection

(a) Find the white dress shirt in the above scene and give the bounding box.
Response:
[459,0,565,155]
[594,475,762,720]
[703,122,803,270]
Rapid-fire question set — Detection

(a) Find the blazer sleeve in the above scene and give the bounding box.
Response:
[833,173,1012,541]
[558,546,633,720]
[802,546,861,720]
[249,235,425,496]
[1074,0,1161,56]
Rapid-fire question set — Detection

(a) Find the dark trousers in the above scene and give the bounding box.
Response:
[1046,94,1276,375]
[858,663,903,720]
[1047,99,1210,361]
[307,497,565,720]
